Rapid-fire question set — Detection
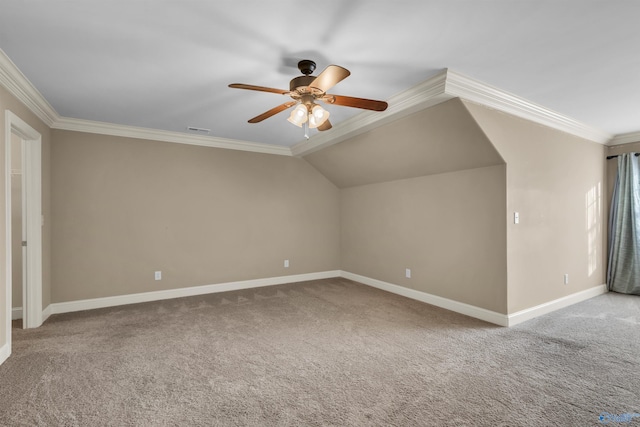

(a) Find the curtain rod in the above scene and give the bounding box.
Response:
[606,153,640,160]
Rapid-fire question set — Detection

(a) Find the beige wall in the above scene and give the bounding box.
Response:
[607,141,640,156]
[304,99,504,188]
[341,165,508,313]
[0,84,52,351]
[314,98,509,314]
[464,101,606,313]
[51,130,340,302]
[0,71,614,357]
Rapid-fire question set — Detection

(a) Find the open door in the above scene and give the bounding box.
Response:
[3,110,43,363]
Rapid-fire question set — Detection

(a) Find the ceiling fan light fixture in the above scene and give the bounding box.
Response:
[287,104,308,127]
[229,59,387,133]
[308,105,330,129]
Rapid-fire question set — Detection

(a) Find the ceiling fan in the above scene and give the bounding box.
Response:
[229,60,388,134]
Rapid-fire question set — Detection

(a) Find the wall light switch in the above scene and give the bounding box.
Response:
[405,268,411,279]
[514,212,520,224]
[564,274,569,285]
[155,271,162,281]
[284,259,289,268]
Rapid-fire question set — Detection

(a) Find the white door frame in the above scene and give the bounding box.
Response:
[4,110,42,343]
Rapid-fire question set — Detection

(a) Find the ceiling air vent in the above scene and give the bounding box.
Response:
[186,126,210,134]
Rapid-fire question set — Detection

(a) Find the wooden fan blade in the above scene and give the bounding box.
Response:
[318,120,332,131]
[229,83,290,95]
[324,94,388,111]
[248,101,297,123]
[309,65,350,93]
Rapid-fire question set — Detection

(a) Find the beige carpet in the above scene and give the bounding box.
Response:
[1,278,638,426]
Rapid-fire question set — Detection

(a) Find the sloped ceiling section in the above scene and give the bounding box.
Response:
[303,98,504,188]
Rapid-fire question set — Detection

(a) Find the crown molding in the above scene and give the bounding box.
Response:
[0,47,290,156]
[293,68,619,157]
[608,131,640,146]
[52,117,292,156]
[292,69,453,157]
[444,70,613,145]
[1,46,637,153]
[0,49,59,127]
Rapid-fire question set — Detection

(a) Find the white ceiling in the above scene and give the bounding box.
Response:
[0,1,638,147]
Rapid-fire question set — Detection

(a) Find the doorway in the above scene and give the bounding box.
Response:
[10,133,23,328]
[4,110,42,357]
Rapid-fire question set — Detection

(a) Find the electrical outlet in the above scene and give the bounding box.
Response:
[284,259,289,268]
[405,268,411,279]
[564,273,569,285]
[155,271,162,281]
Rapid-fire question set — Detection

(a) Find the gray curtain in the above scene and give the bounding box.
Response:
[607,153,640,294]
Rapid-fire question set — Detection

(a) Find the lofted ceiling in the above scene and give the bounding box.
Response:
[305,99,504,188]
[0,1,638,149]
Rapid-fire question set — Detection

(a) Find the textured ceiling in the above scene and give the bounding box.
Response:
[0,1,638,147]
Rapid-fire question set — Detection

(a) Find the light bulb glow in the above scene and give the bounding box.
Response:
[312,105,325,119]
[308,105,330,129]
[287,104,308,127]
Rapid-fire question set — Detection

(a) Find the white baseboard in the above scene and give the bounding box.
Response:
[0,343,9,366]
[42,305,52,323]
[340,271,509,326]
[12,306,51,323]
[506,284,607,326]
[340,271,607,327]
[50,270,341,315]
[27,271,607,328]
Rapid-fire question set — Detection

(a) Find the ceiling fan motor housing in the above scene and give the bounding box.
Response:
[289,75,316,93]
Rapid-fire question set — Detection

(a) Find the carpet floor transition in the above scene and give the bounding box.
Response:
[0,278,638,426]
